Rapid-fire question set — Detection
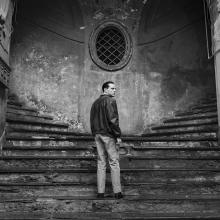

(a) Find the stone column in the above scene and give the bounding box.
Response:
[210,0,220,143]
[0,0,13,153]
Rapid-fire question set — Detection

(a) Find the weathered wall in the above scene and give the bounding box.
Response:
[9,0,215,135]
[0,87,6,150]
[0,0,13,150]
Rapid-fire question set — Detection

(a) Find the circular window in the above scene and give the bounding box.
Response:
[89,21,132,71]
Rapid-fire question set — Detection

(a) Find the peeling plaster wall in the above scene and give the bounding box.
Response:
[138,21,215,130]
[9,0,215,135]
[10,19,85,132]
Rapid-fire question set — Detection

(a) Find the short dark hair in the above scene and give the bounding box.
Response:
[102,81,114,92]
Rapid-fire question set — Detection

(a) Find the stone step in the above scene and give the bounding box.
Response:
[163,114,217,124]
[7,100,23,107]
[131,141,218,148]
[0,180,220,197]
[7,108,53,120]
[160,118,218,127]
[1,157,219,170]
[150,123,217,133]
[2,145,97,156]
[200,99,217,105]
[8,123,218,137]
[7,123,69,132]
[6,114,69,128]
[175,107,217,117]
[174,111,217,119]
[191,103,217,110]
[0,195,220,213]
[140,132,216,140]
[5,137,218,149]
[7,104,38,113]
[8,128,88,136]
[7,131,217,141]
[1,212,220,220]
[1,169,220,185]
[3,145,220,157]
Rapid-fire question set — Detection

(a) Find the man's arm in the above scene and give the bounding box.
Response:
[106,99,121,138]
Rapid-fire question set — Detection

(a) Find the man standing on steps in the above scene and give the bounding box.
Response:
[90,81,123,199]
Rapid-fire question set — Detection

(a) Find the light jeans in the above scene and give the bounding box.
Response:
[94,134,122,193]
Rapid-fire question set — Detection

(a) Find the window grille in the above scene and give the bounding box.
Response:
[89,20,132,71]
[96,29,125,65]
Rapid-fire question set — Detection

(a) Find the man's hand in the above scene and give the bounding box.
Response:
[116,138,122,151]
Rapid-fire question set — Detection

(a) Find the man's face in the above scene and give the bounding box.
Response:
[104,83,116,97]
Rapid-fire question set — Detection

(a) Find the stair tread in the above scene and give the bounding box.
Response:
[1,155,220,160]
[7,100,23,107]
[191,103,217,110]
[132,146,220,150]
[7,110,53,120]
[7,105,38,112]
[1,212,220,220]
[0,180,219,186]
[8,128,91,136]
[6,117,69,128]
[0,168,220,173]
[163,114,217,123]
[3,145,94,150]
[1,194,220,201]
[0,156,97,159]
[3,145,220,151]
[151,121,217,130]
[6,135,217,142]
[10,128,218,136]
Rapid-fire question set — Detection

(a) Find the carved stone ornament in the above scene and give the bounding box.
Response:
[0,56,10,88]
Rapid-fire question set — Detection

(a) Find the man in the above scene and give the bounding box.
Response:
[90,81,123,199]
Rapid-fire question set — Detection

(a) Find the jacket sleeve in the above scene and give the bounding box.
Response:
[106,99,121,137]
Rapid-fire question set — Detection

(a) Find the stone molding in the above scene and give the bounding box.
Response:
[0,56,10,88]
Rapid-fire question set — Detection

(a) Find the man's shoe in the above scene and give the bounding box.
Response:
[115,192,124,199]
[97,193,104,198]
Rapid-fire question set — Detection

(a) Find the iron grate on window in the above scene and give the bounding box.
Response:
[96,29,126,66]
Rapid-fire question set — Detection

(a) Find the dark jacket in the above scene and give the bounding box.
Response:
[90,94,121,138]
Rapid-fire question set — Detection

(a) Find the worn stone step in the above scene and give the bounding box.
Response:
[140,132,217,140]
[7,108,53,120]
[6,135,218,142]
[151,121,217,130]
[150,124,217,134]
[8,128,88,136]
[1,169,220,185]
[174,111,217,119]
[175,107,217,117]
[128,148,220,157]
[5,137,218,150]
[7,100,23,107]
[131,141,218,148]
[7,131,217,141]
[6,114,69,128]
[1,212,220,220]
[200,99,217,105]
[1,155,220,169]
[7,104,38,113]
[163,114,217,124]
[161,118,218,127]
[7,124,69,133]
[191,103,217,110]
[2,145,97,156]
[0,180,220,197]
[1,195,220,213]
[3,145,220,157]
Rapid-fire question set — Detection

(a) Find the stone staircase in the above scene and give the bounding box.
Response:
[0,96,220,219]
